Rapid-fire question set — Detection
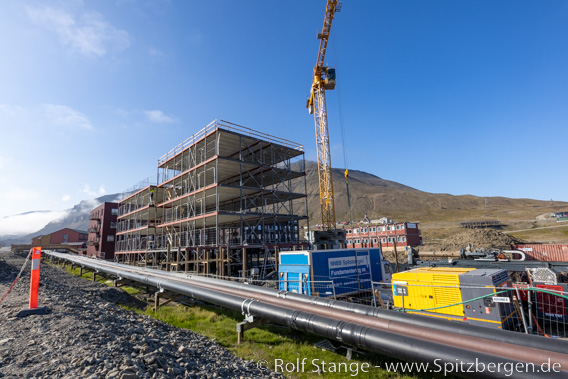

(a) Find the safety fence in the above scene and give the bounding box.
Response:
[371,281,568,338]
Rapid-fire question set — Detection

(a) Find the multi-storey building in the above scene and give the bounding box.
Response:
[345,221,421,249]
[86,202,119,259]
[115,120,309,277]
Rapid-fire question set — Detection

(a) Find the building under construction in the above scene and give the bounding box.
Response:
[115,120,309,278]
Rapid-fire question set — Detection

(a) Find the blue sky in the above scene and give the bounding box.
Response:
[1,0,567,234]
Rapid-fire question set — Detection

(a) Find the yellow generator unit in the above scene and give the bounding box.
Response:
[392,267,519,330]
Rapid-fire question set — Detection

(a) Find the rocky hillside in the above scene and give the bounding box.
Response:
[302,161,568,226]
[4,161,568,245]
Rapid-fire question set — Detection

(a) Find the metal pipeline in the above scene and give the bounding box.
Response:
[45,252,568,378]
[183,274,568,355]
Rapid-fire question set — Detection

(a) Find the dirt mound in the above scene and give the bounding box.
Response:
[438,229,525,251]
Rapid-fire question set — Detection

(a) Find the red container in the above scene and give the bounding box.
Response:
[512,244,568,262]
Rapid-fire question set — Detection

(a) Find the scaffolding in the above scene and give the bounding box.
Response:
[115,120,309,278]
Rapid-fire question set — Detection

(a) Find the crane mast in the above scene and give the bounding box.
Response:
[307,0,341,232]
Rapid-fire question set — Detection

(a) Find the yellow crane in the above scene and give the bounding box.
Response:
[306,0,342,231]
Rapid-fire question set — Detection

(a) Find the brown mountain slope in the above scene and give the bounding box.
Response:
[301,161,568,243]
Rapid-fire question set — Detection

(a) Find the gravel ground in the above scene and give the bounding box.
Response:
[0,247,277,379]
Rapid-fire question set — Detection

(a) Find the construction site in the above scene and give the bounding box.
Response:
[115,120,309,279]
[3,1,568,378]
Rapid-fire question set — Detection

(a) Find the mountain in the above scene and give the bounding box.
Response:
[3,194,120,244]
[300,161,566,222]
[3,162,567,246]
[301,161,568,243]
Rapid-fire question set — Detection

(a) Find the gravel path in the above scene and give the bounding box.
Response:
[0,248,277,378]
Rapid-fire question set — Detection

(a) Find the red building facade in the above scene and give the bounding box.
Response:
[32,228,88,246]
[87,202,119,260]
[345,222,421,249]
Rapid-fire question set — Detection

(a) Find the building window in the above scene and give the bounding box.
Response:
[382,238,387,243]
[400,225,405,230]
[111,208,118,216]
[402,237,406,242]
[110,222,117,229]
[63,234,68,243]
[107,235,115,242]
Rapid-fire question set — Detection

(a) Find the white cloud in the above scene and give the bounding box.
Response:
[144,110,177,123]
[83,184,106,197]
[42,104,93,130]
[0,210,68,236]
[26,6,130,57]
[0,103,93,131]
[61,194,71,201]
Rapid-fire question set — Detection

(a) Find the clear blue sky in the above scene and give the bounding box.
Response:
[1,0,567,234]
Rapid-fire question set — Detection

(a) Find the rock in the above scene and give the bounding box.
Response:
[0,250,275,379]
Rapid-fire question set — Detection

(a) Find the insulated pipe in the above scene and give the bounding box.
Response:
[45,252,568,378]
[50,253,566,355]
[180,272,568,355]
[176,273,568,369]
[49,253,567,355]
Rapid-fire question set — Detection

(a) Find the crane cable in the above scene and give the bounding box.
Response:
[332,23,353,227]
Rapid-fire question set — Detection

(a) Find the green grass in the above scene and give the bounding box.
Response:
[49,260,453,379]
[127,303,442,379]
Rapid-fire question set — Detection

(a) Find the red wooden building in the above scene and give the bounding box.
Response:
[87,202,119,260]
[345,222,421,249]
[31,228,88,250]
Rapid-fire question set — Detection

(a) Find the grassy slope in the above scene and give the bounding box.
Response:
[300,161,568,244]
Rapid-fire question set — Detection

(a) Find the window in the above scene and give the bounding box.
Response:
[63,234,68,243]
[111,208,118,216]
[382,238,387,243]
[107,235,115,242]
[402,237,406,242]
[363,228,367,233]
[400,224,405,230]
[110,222,117,229]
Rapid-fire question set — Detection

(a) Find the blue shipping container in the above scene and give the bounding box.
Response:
[278,248,389,297]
